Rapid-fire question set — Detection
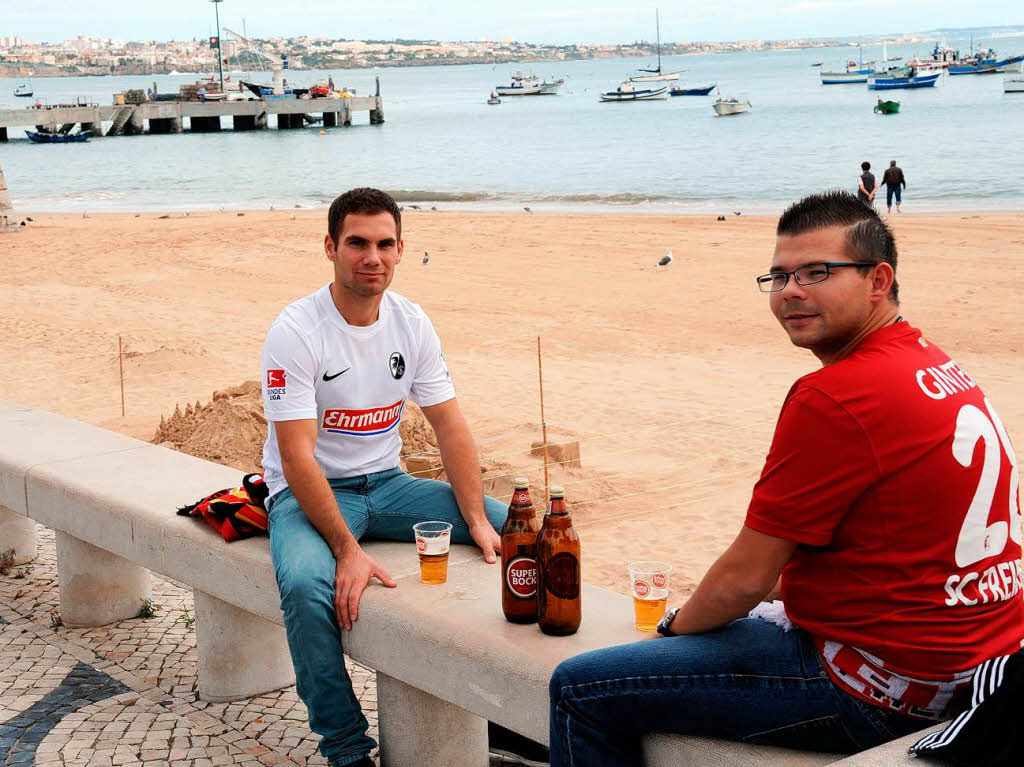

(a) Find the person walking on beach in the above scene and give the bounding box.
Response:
[857,161,876,206]
[548,191,1024,765]
[261,187,506,767]
[883,160,907,213]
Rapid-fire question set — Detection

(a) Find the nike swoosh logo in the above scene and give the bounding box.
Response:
[322,368,350,382]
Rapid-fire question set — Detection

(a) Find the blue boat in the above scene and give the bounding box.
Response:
[868,70,940,90]
[670,84,716,96]
[25,130,91,143]
[949,54,1024,75]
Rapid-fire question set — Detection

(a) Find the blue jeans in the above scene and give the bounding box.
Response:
[267,467,507,765]
[887,185,902,207]
[549,618,930,767]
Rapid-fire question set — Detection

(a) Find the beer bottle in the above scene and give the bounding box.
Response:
[500,478,540,623]
[537,485,581,636]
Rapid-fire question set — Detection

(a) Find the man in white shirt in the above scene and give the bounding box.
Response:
[261,187,505,767]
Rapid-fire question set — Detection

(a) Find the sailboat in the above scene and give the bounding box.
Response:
[630,10,681,82]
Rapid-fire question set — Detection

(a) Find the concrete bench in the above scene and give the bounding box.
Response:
[0,399,932,765]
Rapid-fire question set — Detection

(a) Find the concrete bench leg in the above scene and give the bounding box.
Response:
[194,590,294,702]
[377,672,488,767]
[55,531,152,626]
[0,505,36,565]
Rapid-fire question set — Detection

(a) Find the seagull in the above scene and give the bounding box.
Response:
[408,204,421,210]
[294,203,301,208]
[19,221,25,226]
[184,211,189,216]
[523,206,532,214]
[158,214,170,219]
[733,211,742,216]
[237,212,245,217]
[82,212,88,218]
[134,214,140,218]
[290,213,296,220]
[430,206,437,211]
[717,215,726,221]
[25,217,33,222]
[657,250,674,267]
[269,205,274,211]
[422,252,429,264]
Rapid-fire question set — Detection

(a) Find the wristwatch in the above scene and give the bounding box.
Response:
[656,607,680,637]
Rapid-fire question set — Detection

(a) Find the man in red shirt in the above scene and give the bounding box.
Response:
[548,191,1024,766]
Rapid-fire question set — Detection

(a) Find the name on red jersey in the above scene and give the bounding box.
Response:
[322,399,405,436]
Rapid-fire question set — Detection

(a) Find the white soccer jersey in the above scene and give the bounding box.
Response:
[260,285,455,498]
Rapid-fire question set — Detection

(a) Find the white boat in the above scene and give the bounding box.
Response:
[539,78,564,94]
[487,91,501,105]
[599,81,669,102]
[495,73,543,96]
[1005,63,1024,93]
[713,97,750,116]
[630,9,681,82]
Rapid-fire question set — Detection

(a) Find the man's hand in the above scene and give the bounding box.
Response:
[334,546,398,631]
[469,521,501,563]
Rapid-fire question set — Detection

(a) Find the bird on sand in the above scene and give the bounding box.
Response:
[656,250,674,267]
[422,252,429,264]
[408,204,421,210]
[523,206,532,214]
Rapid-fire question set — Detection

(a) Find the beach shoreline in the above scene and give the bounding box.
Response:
[3,208,1022,596]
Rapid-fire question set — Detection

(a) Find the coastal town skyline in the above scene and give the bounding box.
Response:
[1,1,1021,47]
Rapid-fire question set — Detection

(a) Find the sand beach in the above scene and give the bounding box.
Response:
[3,208,1023,600]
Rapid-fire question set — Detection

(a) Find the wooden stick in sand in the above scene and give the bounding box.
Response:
[537,336,549,502]
[118,335,125,417]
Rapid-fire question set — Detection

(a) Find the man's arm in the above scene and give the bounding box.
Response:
[668,526,796,635]
[421,398,501,563]
[276,419,397,631]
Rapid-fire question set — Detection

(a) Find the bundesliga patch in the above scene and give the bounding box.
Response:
[266,369,286,400]
[322,399,405,436]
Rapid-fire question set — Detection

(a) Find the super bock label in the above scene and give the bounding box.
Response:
[633,577,668,601]
[505,555,538,599]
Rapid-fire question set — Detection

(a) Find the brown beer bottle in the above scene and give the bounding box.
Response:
[537,485,581,636]
[501,478,540,623]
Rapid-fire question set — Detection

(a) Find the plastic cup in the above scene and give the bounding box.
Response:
[414,522,452,584]
[628,560,672,631]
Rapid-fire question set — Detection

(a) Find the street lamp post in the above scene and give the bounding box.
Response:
[211,0,225,93]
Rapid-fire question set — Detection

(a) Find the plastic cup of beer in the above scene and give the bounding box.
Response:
[414,522,453,584]
[628,560,672,631]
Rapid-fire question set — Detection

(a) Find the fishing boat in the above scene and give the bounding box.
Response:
[630,9,681,82]
[713,96,750,116]
[25,130,91,143]
[873,99,900,115]
[821,45,874,84]
[14,83,33,97]
[868,68,940,90]
[909,41,957,70]
[949,48,1024,75]
[539,78,564,94]
[599,81,669,102]
[495,73,544,96]
[669,84,716,96]
[487,91,501,105]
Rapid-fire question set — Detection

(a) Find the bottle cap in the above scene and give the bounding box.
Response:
[549,485,565,499]
[513,477,530,490]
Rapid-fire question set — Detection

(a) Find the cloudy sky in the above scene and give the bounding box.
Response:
[5,1,1021,44]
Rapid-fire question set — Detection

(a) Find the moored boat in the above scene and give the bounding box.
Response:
[669,84,716,96]
[25,130,91,143]
[487,91,501,105]
[495,73,544,96]
[949,49,1024,75]
[630,9,681,82]
[713,97,750,116]
[1005,63,1024,93]
[868,69,940,90]
[14,83,33,97]
[599,81,669,102]
[873,99,900,115]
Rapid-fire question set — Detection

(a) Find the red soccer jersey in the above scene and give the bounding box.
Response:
[746,322,1024,684]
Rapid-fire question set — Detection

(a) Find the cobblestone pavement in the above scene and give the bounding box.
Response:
[1,526,378,767]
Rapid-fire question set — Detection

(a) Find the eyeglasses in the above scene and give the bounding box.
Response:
[756,262,877,293]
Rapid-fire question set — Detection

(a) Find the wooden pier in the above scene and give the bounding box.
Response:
[0,83,383,141]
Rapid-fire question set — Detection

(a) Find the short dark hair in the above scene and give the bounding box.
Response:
[861,161,871,171]
[327,187,401,246]
[777,190,899,303]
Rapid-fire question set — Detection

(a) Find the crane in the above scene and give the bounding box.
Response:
[222,27,289,95]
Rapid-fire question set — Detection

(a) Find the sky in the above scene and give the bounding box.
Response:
[4,1,1022,45]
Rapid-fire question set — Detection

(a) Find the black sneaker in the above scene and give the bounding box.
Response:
[328,756,374,767]
[488,722,550,766]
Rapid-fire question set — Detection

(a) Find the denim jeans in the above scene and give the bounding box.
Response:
[887,186,902,207]
[549,618,930,767]
[267,467,508,765]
